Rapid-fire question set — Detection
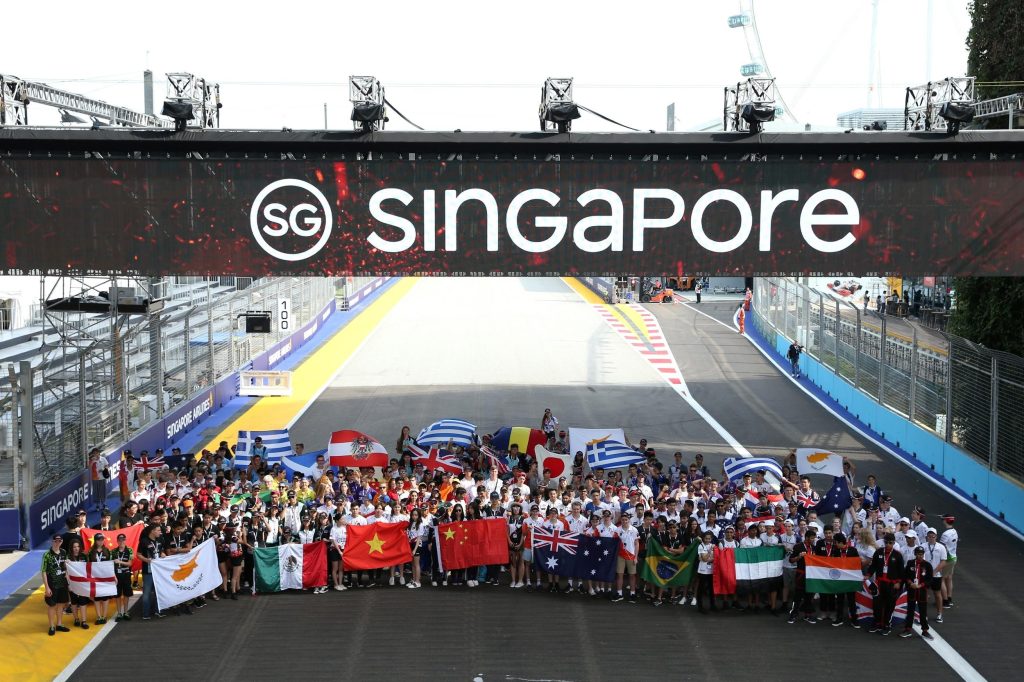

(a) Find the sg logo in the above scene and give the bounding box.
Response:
[250,179,333,261]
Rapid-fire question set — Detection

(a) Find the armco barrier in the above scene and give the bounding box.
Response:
[577,276,615,301]
[751,309,1024,535]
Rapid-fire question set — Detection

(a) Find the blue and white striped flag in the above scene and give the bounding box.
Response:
[416,419,476,448]
[585,438,645,469]
[723,457,783,483]
[235,429,292,468]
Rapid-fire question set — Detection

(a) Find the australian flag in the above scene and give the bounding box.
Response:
[814,477,853,516]
[533,530,618,582]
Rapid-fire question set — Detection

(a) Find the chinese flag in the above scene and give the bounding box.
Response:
[81,525,145,572]
[343,521,412,571]
[437,519,509,570]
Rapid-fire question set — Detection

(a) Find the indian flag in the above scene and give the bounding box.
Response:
[254,543,327,592]
[734,546,784,595]
[805,555,863,593]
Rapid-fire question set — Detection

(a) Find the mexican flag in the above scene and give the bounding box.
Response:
[254,543,327,592]
[734,546,784,595]
[638,537,698,589]
[805,555,863,593]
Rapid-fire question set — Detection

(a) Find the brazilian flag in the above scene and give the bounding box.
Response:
[639,537,698,588]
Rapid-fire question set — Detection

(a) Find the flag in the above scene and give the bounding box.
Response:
[254,543,327,592]
[795,448,845,477]
[134,452,165,471]
[343,522,412,571]
[328,430,389,469]
[280,449,330,479]
[436,519,509,571]
[67,560,117,600]
[151,538,221,611]
[235,429,292,467]
[416,419,476,448]
[532,527,581,579]
[743,490,785,509]
[481,445,510,474]
[536,445,574,479]
[568,427,626,462]
[81,525,144,572]
[856,580,909,627]
[408,442,463,474]
[814,477,853,516]
[723,457,783,483]
[585,438,645,469]
[805,554,863,594]
[639,537,698,589]
[574,535,620,583]
[713,547,737,595]
[734,546,784,595]
[796,490,820,509]
[489,427,547,456]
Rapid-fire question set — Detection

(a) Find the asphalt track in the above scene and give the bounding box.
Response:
[70,279,1020,682]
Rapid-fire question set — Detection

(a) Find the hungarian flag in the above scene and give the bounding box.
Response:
[638,537,698,589]
[67,560,117,599]
[343,522,412,570]
[254,543,327,592]
[81,525,144,572]
[489,427,547,456]
[734,546,784,595]
[805,554,863,594]
[713,546,737,595]
[536,445,574,479]
[328,430,389,468]
[437,519,510,570]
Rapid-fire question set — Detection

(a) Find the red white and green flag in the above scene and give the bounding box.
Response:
[805,554,863,593]
[254,543,327,592]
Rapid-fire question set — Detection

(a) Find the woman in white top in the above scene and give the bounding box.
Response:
[696,531,717,613]
[297,516,315,544]
[857,528,878,568]
[329,516,348,592]
[405,507,425,589]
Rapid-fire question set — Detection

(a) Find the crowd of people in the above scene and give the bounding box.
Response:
[41,422,961,642]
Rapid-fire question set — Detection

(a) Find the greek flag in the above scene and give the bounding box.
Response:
[723,457,783,483]
[235,429,292,467]
[585,438,645,469]
[416,419,476,448]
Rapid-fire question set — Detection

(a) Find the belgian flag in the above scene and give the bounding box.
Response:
[639,537,698,588]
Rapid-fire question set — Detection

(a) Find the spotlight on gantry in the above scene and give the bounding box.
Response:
[539,77,580,133]
[349,76,387,133]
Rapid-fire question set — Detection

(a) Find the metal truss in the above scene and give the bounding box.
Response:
[0,74,171,127]
[724,77,776,132]
[165,73,221,129]
[904,77,975,131]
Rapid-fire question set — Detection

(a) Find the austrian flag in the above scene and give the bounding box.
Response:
[328,429,388,468]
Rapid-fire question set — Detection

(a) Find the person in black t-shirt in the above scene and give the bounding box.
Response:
[138,523,165,620]
[112,533,134,621]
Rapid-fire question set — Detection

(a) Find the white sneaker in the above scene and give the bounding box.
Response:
[399,576,406,585]
[442,580,448,586]
[407,581,417,589]
[388,576,395,586]
[333,585,343,592]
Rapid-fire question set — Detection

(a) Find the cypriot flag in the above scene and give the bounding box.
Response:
[795,448,845,478]
[152,538,221,610]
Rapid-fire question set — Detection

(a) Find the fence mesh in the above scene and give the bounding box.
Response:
[753,278,1023,486]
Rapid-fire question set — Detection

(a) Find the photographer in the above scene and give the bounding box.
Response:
[787,342,804,378]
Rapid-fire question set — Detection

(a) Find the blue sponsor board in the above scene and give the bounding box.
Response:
[28,470,91,546]
[0,508,21,550]
[252,299,336,371]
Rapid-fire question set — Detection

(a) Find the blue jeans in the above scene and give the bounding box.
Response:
[790,358,800,376]
[142,573,155,617]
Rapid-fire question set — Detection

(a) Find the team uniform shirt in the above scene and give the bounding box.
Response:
[566,514,589,534]
[482,478,503,496]
[522,516,544,548]
[329,524,347,551]
[913,521,930,545]
[618,526,639,561]
[138,537,162,574]
[879,506,901,527]
[598,522,619,539]
[719,538,739,550]
[924,542,948,577]
[740,536,763,548]
[940,528,959,559]
[42,549,69,589]
[760,533,781,547]
[779,533,798,569]
[697,542,715,575]
[113,547,134,574]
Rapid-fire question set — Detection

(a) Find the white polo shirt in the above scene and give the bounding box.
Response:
[924,541,948,577]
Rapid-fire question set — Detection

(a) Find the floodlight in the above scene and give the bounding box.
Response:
[540,77,580,133]
[349,76,387,133]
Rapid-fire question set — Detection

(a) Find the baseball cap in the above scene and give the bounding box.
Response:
[942,515,956,523]
[927,527,937,534]
[898,517,910,524]
[116,533,127,541]
[914,545,925,554]
[489,492,500,500]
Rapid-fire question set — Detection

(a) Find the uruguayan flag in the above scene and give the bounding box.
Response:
[585,438,645,469]
[416,419,476,447]
[723,457,783,483]
[235,429,292,467]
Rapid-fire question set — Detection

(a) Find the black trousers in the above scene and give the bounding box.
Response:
[874,582,897,627]
[695,573,715,609]
[791,573,814,614]
[906,586,929,631]
[834,591,857,622]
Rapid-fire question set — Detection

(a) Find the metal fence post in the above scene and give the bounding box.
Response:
[19,361,34,508]
[79,355,88,458]
[945,338,954,442]
[878,314,887,404]
[833,298,840,374]
[910,326,918,422]
[855,307,862,388]
[989,356,999,471]
[206,281,215,380]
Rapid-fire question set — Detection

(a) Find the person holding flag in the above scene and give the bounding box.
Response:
[867,532,905,635]
[612,512,639,603]
[66,538,92,629]
[112,532,135,621]
[42,533,71,636]
[901,544,934,639]
[87,533,113,625]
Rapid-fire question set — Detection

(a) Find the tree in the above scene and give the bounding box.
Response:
[952,2,1024,357]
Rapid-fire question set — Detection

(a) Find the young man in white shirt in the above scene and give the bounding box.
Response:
[612,514,639,603]
[923,527,948,622]
[695,530,717,613]
[939,515,958,609]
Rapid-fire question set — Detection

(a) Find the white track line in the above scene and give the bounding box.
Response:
[53,595,140,682]
[680,300,991,682]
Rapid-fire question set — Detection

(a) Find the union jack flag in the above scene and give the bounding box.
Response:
[856,579,909,627]
[481,445,510,474]
[532,527,580,555]
[408,442,463,474]
[134,453,165,471]
[796,490,820,508]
